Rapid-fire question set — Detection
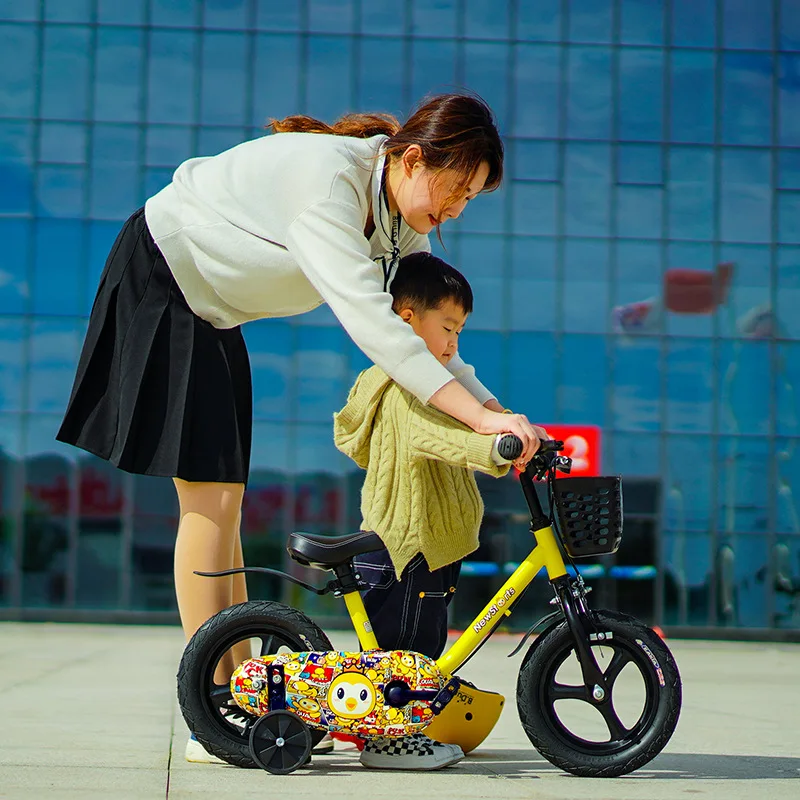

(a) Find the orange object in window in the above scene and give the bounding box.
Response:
[663,262,733,314]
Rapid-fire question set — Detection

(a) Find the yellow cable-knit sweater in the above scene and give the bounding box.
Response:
[333,365,511,578]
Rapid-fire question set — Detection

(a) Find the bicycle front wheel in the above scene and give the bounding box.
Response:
[516,610,681,777]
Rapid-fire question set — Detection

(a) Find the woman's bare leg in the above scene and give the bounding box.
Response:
[229,517,252,668]
[231,517,248,606]
[173,479,245,683]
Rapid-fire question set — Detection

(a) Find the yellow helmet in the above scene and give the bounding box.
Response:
[424,681,505,754]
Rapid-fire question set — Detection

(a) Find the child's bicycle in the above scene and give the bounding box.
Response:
[177,438,681,777]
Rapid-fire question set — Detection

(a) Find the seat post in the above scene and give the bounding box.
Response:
[344,592,379,650]
[332,562,379,650]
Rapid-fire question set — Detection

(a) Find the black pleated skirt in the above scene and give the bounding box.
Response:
[56,207,252,484]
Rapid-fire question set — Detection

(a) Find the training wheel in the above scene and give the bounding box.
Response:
[248,710,312,774]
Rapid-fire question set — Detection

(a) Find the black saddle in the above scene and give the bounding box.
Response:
[287,530,384,570]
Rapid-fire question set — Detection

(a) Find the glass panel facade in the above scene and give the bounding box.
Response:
[1,0,797,634]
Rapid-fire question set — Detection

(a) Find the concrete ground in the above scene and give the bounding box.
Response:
[0,621,798,799]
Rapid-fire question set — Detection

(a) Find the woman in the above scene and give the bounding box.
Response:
[56,92,545,768]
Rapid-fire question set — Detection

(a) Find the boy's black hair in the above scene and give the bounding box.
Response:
[389,252,473,316]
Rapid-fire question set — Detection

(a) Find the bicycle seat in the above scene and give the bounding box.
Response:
[287,530,384,569]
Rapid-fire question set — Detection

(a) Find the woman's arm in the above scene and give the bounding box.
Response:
[407,402,510,478]
[445,352,495,405]
[286,199,461,403]
[428,379,544,462]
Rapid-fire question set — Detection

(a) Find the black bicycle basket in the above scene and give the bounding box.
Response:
[550,476,623,558]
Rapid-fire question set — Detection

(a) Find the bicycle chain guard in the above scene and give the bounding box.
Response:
[230,649,457,738]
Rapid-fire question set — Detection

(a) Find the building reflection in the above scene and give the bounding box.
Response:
[4,444,797,633]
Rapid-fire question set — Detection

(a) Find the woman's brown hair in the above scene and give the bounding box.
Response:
[269,93,504,209]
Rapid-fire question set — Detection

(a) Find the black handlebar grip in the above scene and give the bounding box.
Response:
[497,434,524,460]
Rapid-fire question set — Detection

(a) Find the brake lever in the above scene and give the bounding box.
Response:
[555,455,573,474]
[528,449,557,481]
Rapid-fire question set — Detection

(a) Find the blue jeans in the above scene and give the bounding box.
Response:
[352,548,461,659]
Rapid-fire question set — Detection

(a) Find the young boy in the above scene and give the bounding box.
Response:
[333,252,514,770]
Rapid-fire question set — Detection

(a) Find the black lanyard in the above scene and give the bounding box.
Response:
[379,170,401,291]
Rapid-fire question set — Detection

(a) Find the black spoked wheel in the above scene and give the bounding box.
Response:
[516,610,681,777]
[177,600,333,768]
[249,710,313,774]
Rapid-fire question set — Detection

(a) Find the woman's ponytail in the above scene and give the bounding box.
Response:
[268,112,400,138]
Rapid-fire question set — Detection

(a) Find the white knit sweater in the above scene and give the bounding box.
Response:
[144,132,493,405]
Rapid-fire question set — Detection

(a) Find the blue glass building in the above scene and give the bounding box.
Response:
[1,0,799,634]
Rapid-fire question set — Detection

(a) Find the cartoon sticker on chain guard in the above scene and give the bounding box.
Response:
[231,650,445,737]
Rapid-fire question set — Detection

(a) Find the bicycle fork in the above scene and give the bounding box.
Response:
[551,575,610,701]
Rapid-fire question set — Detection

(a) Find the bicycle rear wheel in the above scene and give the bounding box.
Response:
[516,610,681,777]
[177,600,333,767]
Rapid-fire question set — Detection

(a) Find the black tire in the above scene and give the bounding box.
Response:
[177,600,333,768]
[516,609,681,777]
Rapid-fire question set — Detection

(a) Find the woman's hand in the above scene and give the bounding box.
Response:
[475,409,548,467]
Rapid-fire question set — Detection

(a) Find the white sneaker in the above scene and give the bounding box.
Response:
[359,733,464,770]
[219,701,249,731]
[185,734,225,764]
[312,733,335,754]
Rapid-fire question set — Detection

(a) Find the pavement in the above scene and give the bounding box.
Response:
[0,621,798,799]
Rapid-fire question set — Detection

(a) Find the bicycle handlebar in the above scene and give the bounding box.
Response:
[496,435,564,461]
[538,439,564,453]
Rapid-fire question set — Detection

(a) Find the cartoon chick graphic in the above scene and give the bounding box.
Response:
[396,653,416,677]
[327,672,377,720]
[295,696,322,721]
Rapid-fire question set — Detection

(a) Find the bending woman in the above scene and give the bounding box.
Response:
[56,92,545,765]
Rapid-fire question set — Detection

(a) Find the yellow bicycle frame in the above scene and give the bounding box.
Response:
[342,522,568,677]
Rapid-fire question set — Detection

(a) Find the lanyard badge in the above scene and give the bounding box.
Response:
[380,171,401,292]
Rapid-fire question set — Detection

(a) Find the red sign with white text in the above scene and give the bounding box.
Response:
[541,425,602,477]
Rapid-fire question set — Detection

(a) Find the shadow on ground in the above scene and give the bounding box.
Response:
[206,750,800,781]
[466,750,800,780]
